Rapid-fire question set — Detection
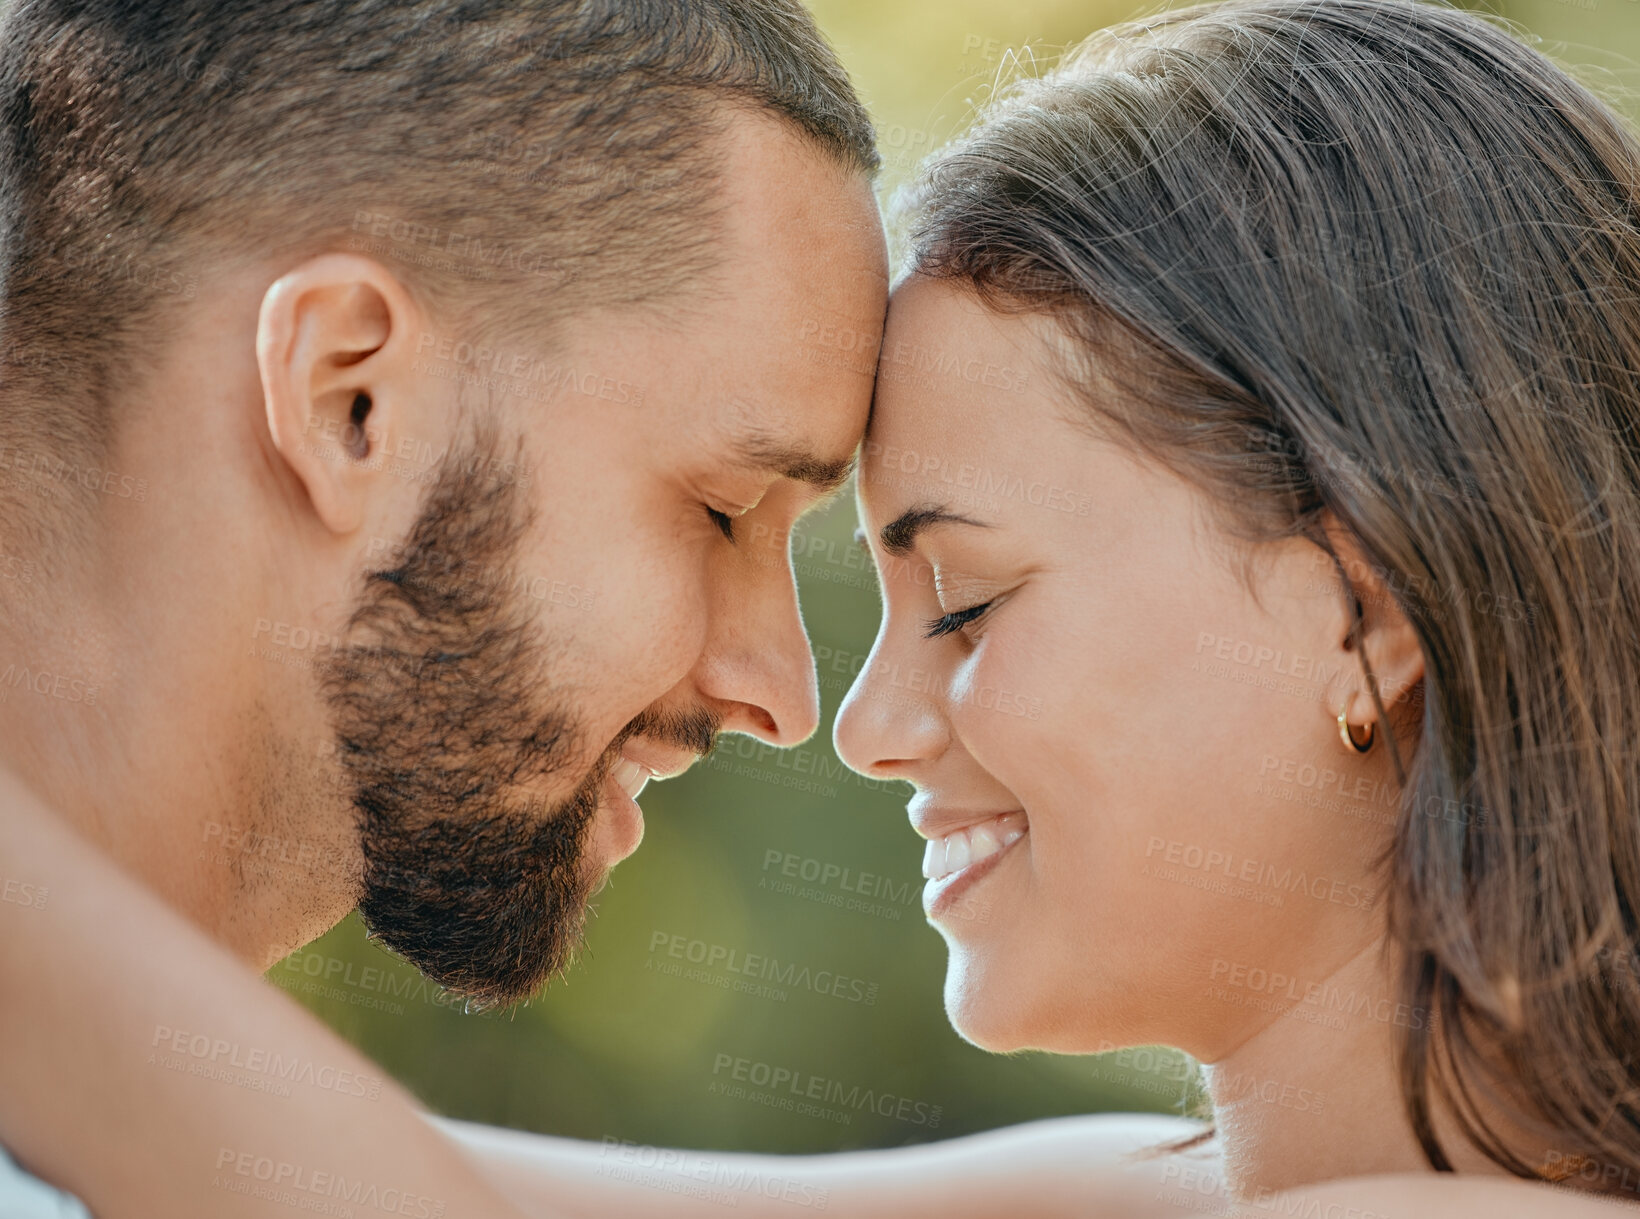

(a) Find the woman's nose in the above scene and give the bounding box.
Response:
[833,635,949,782]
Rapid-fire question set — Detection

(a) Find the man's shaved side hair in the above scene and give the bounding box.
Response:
[0,0,877,530]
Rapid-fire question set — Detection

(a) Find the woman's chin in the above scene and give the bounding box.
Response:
[942,962,1036,1052]
[947,1007,1028,1053]
[943,957,1134,1055]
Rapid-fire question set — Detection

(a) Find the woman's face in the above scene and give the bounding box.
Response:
[835,276,1402,1057]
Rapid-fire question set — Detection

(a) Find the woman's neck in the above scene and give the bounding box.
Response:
[1203,937,1513,1199]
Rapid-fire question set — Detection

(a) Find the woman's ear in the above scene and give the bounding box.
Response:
[1317,513,1426,726]
[255,254,427,535]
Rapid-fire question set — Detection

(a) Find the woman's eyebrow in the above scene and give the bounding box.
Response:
[877,504,993,556]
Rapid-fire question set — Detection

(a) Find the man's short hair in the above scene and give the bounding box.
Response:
[0,0,876,499]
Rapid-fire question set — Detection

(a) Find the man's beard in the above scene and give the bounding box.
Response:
[320,425,714,1009]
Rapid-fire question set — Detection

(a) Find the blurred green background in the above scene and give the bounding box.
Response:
[271,0,1640,1154]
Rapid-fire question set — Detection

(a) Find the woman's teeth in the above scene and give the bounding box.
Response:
[610,756,652,800]
[923,812,1027,881]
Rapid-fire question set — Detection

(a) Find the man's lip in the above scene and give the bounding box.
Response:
[617,741,697,781]
[907,806,1027,841]
[596,772,645,868]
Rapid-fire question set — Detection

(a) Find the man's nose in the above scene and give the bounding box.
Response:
[694,554,820,747]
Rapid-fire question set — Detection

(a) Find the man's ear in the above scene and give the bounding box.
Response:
[256,254,428,535]
[1317,513,1426,724]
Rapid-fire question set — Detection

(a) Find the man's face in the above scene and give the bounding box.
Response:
[322,114,888,1007]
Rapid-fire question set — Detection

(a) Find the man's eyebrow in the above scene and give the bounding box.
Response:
[878,505,992,556]
[730,429,856,494]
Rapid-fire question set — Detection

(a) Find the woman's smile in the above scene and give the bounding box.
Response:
[919,810,1029,918]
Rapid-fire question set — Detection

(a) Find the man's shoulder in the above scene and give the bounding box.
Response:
[0,1144,93,1219]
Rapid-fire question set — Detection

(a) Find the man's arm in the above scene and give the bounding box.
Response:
[0,765,544,1219]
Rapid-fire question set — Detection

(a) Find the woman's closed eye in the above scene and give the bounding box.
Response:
[924,600,994,639]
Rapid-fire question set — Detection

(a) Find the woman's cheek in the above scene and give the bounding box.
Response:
[950,631,1052,766]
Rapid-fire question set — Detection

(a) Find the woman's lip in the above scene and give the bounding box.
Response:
[921,811,1027,879]
[908,808,1027,841]
[923,827,1026,920]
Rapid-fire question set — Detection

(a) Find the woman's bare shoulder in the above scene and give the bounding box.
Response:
[1257,1173,1639,1219]
[987,1119,1636,1219]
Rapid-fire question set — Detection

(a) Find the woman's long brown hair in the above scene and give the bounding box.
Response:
[902,0,1640,1195]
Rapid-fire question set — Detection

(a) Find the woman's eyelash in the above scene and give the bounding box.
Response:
[706,506,737,543]
[923,601,992,639]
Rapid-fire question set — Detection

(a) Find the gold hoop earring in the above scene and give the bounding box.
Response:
[1338,704,1374,754]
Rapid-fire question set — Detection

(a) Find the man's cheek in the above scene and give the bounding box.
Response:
[742,519,792,557]
[574,608,698,725]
